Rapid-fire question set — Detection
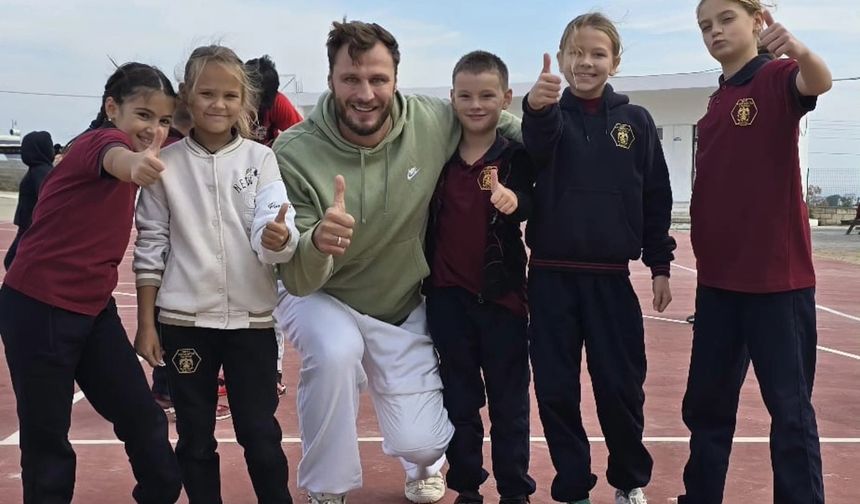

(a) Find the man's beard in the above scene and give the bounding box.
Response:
[333,95,393,137]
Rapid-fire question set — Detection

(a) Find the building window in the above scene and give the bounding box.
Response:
[657,127,664,141]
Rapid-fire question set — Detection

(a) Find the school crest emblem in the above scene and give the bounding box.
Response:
[479,166,498,191]
[731,98,758,127]
[172,348,201,374]
[611,123,635,149]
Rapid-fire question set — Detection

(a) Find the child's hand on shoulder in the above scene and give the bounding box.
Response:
[527,53,562,112]
[489,169,518,215]
[652,275,672,313]
[131,127,167,187]
[262,203,292,251]
[760,10,809,60]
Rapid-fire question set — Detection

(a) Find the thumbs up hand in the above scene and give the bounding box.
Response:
[488,169,518,215]
[131,126,167,187]
[312,174,355,256]
[262,203,292,251]
[527,53,562,112]
[759,9,807,59]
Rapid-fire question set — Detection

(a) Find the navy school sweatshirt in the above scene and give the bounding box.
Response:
[522,84,675,277]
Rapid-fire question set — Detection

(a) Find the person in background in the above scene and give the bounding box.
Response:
[5,130,55,270]
[245,55,303,146]
[245,54,301,397]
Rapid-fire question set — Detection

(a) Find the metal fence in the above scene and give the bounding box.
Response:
[807,166,860,208]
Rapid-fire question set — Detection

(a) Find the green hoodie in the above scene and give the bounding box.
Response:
[273,90,521,324]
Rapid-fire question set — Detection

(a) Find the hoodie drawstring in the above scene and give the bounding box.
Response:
[384,145,391,214]
[603,98,611,137]
[359,150,367,224]
[578,111,591,144]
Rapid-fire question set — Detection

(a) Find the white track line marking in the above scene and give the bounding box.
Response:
[818,346,860,361]
[672,263,698,274]
[673,263,860,323]
[643,315,860,361]
[0,390,86,444]
[0,358,145,443]
[644,315,689,325]
[816,305,860,323]
[3,436,860,447]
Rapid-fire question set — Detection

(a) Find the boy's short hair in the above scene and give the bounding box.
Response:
[451,50,509,90]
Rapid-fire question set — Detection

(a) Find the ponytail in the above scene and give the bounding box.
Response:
[88,62,177,132]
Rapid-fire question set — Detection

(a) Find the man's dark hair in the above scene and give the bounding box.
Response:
[326,20,400,76]
[452,50,510,89]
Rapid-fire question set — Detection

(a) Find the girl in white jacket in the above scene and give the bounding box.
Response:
[133,45,298,504]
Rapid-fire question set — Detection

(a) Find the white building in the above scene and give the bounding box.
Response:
[286,70,811,212]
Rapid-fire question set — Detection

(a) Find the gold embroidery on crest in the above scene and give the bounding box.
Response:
[478,166,497,191]
[731,98,758,127]
[611,123,635,149]
[172,348,201,374]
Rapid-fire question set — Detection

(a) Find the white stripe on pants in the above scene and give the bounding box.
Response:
[274,290,454,494]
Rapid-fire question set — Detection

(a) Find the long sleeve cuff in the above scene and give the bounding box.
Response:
[257,221,300,265]
[135,270,164,288]
[650,264,671,279]
[277,224,334,296]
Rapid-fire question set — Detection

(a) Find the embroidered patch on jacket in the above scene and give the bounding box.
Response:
[478,166,498,191]
[172,348,201,374]
[610,123,635,149]
[731,98,758,127]
[233,166,259,193]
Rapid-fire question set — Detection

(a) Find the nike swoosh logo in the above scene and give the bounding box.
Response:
[407,166,420,180]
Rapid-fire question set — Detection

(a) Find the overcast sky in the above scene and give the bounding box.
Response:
[1,0,858,187]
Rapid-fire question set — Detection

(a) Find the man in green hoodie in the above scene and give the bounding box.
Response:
[271,20,521,504]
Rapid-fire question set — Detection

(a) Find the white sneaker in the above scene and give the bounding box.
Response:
[308,492,347,504]
[405,472,446,503]
[615,488,647,504]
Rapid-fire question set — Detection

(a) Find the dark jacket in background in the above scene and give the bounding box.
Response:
[5,131,54,269]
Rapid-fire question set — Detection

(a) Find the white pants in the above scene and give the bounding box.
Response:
[274,290,454,494]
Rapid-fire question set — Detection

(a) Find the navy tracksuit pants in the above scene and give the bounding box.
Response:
[678,285,824,504]
[426,286,536,500]
[528,269,652,502]
[159,324,292,504]
[0,285,181,504]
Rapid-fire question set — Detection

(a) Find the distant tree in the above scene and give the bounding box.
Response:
[822,193,858,208]
[807,184,825,206]
[825,194,843,207]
